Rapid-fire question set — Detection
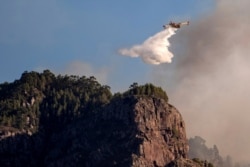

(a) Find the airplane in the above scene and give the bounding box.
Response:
[163,21,189,29]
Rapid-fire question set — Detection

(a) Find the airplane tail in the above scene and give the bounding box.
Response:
[181,21,189,25]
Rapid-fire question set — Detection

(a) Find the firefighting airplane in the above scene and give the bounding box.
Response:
[163,21,189,29]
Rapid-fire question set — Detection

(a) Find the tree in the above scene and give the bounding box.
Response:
[129,82,138,89]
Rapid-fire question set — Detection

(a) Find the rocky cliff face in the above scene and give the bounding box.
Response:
[126,97,188,166]
[0,95,207,167]
[44,96,205,167]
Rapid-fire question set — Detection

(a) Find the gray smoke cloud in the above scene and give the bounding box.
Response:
[151,0,250,163]
[119,28,177,64]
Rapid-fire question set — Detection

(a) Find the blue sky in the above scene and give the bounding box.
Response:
[0,0,215,92]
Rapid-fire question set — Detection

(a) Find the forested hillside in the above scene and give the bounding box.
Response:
[0,70,169,133]
[0,70,240,167]
[0,70,176,166]
[0,70,112,134]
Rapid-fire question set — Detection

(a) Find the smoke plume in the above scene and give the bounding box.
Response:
[119,28,176,64]
[151,0,250,163]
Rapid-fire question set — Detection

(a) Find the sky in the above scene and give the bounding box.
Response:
[1,0,250,163]
[0,0,214,90]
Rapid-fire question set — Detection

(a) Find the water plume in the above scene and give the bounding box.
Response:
[119,27,177,65]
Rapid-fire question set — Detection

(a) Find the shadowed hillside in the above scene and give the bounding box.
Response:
[0,70,211,167]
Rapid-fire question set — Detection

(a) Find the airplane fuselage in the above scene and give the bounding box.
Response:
[163,21,189,29]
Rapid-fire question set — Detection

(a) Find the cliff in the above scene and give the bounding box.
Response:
[51,96,189,166]
[40,95,206,167]
[0,96,206,167]
[0,71,210,167]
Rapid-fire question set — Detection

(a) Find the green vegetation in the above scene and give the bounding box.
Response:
[172,127,180,139]
[0,70,168,133]
[123,82,168,102]
[192,158,214,167]
[192,158,204,166]
[0,70,112,132]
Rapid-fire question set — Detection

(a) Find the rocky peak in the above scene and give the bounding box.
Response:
[0,95,207,166]
[0,71,211,166]
[130,97,188,166]
[66,95,195,167]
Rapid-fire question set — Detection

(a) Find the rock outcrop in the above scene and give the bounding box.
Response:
[44,96,203,167]
[0,71,210,166]
[0,95,207,167]
[123,96,188,166]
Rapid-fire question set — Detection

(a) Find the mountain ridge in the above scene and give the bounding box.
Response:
[0,70,210,167]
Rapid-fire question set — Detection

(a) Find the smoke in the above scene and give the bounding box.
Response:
[119,28,177,65]
[151,0,250,163]
[57,61,109,85]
